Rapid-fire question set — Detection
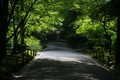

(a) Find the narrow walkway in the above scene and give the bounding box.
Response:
[12,40,120,80]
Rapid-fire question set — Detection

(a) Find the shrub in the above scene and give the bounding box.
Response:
[25,37,42,51]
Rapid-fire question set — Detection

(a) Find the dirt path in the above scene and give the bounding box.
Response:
[11,40,120,80]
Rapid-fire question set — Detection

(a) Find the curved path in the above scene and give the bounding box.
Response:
[12,40,120,80]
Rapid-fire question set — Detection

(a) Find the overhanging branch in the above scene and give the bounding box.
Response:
[7,0,18,27]
[6,0,37,43]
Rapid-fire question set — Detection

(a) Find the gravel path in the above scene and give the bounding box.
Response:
[11,40,120,80]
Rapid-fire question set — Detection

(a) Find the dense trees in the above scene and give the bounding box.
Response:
[0,0,65,62]
[105,0,120,69]
[0,0,119,70]
[63,0,119,70]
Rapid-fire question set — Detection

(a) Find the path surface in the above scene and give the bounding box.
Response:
[12,40,120,80]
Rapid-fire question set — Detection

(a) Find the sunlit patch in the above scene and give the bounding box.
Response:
[58,57,82,63]
[87,62,95,65]
[12,74,22,78]
[82,74,100,80]
[35,52,86,63]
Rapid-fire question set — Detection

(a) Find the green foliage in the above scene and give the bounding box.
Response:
[25,37,42,51]
[6,0,118,52]
[7,0,67,52]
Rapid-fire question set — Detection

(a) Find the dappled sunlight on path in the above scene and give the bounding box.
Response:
[11,40,120,80]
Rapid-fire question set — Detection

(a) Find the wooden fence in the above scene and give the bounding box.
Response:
[0,49,37,78]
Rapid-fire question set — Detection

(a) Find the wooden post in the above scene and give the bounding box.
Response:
[22,52,24,64]
[30,50,32,60]
[6,59,9,72]
[16,57,18,71]
[34,50,36,56]
[33,50,35,58]
[32,50,34,58]
[27,50,29,62]
[35,50,36,56]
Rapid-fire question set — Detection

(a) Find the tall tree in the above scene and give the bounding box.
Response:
[104,0,120,69]
[0,0,8,62]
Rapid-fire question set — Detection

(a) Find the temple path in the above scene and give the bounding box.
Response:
[11,40,120,80]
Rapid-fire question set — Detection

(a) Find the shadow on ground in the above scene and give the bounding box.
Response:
[12,58,120,80]
[11,40,120,80]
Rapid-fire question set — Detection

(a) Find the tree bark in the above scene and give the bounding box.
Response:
[0,0,8,63]
[115,15,120,68]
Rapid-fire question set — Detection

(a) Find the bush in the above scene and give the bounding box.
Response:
[25,37,42,51]
[65,33,88,49]
[15,44,26,53]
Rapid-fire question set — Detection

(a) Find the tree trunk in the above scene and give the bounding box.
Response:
[115,15,120,68]
[0,0,8,63]
[12,32,18,55]
[109,37,112,55]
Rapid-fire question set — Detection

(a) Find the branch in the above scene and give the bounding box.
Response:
[7,0,18,27]
[94,0,103,6]
[109,28,117,32]
[6,0,37,43]
[98,18,108,36]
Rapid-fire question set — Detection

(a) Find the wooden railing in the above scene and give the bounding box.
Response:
[0,48,37,78]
